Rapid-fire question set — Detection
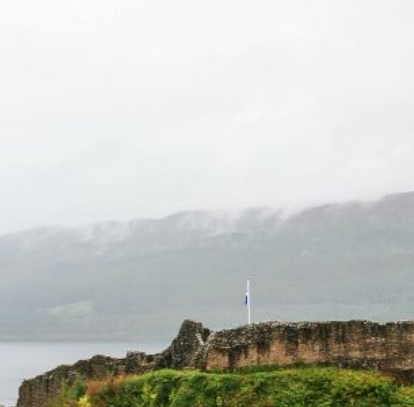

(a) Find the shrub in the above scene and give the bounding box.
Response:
[49,367,414,407]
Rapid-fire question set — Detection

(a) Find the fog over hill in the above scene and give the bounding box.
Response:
[1,191,414,341]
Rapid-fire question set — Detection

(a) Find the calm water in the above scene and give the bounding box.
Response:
[0,342,165,406]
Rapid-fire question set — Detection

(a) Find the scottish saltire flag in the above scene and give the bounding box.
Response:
[245,279,250,306]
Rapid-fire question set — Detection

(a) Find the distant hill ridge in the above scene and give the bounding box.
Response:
[5,190,414,241]
[1,191,414,341]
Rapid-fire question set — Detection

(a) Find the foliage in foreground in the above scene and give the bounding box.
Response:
[51,367,414,407]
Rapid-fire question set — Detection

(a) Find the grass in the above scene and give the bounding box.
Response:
[52,367,414,407]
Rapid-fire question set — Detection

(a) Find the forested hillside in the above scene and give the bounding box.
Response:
[1,191,414,340]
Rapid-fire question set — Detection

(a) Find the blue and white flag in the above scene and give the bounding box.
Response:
[245,279,250,307]
[245,278,251,324]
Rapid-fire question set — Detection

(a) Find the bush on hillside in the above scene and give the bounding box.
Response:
[50,368,414,407]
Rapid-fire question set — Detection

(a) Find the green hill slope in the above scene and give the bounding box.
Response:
[53,367,414,407]
[3,192,414,341]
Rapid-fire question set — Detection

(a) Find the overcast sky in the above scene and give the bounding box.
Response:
[0,0,413,233]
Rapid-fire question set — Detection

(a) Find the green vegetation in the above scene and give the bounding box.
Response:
[51,367,414,407]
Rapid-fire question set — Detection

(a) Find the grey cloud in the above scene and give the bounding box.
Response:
[0,0,413,233]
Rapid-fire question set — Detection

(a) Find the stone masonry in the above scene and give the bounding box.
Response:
[17,320,414,407]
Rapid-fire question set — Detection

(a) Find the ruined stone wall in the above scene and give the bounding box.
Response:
[17,320,414,407]
[17,353,155,407]
[204,321,414,378]
[17,320,208,407]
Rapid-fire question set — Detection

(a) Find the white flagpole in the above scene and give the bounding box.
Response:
[246,277,251,324]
